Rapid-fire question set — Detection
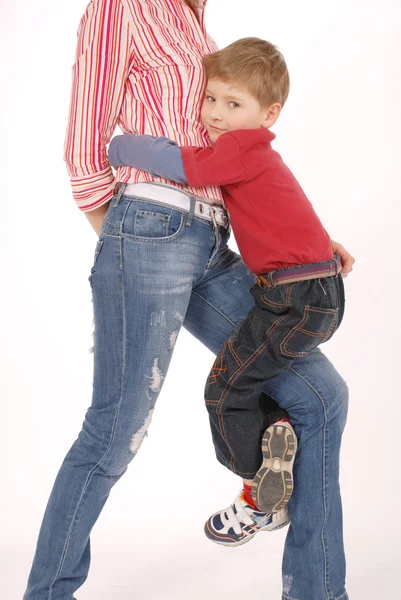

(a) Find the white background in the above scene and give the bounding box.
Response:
[1,0,400,598]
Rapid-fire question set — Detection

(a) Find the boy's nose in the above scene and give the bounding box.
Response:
[208,103,222,120]
[210,109,222,121]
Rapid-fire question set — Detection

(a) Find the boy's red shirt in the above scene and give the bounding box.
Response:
[181,128,333,275]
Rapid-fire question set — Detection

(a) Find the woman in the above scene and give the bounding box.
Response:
[24,1,353,599]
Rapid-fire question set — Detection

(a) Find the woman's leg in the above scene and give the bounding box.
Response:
[184,229,288,422]
[23,197,219,600]
[185,240,349,600]
[266,351,348,600]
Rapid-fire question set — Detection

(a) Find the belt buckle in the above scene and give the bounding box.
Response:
[256,275,270,288]
[209,207,217,228]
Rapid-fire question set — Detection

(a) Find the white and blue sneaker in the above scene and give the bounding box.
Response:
[204,492,289,547]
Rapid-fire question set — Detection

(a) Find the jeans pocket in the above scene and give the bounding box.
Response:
[90,240,104,275]
[134,209,171,237]
[122,200,185,242]
[252,282,293,310]
[280,306,338,358]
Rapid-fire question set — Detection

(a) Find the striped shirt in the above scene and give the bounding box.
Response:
[63,0,223,212]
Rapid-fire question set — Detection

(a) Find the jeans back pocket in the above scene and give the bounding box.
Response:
[280,306,338,359]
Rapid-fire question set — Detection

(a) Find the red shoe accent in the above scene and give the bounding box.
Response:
[243,483,259,510]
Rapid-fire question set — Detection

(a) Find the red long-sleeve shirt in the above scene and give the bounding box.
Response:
[181,128,333,274]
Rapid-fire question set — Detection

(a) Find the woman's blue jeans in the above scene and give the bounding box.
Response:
[24,192,349,600]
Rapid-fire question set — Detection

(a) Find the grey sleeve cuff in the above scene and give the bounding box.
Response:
[108,134,187,183]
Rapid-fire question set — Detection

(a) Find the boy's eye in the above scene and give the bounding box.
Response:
[229,101,240,108]
[205,96,215,103]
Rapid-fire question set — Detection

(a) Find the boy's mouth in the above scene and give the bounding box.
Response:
[208,125,227,133]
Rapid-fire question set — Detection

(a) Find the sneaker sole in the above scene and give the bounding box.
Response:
[252,422,297,514]
[204,512,289,547]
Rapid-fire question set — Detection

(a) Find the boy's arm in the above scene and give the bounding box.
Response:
[181,133,248,187]
[108,134,187,183]
[108,132,248,187]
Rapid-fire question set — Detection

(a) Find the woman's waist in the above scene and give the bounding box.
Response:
[116,168,223,205]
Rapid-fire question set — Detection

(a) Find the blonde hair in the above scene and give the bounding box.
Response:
[203,37,290,107]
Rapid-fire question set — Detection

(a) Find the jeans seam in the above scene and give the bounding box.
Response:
[47,267,127,600]
[216,449,257,478]
[282,596,347,600]
[190,290,237,327]
[288,365,330,600]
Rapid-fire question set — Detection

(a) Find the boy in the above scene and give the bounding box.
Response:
[108,37,345,547]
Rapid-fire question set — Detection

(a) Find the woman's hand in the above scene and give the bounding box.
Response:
[331,239,355,277]
[85,203,109,237]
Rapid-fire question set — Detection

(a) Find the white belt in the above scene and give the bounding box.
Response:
[122,183,229,228]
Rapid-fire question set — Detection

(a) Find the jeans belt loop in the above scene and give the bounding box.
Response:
[112,182,127,207]
[185,196,196,226]
[334,254,342,275]
[210,206,218,229]
[268,270,276,288]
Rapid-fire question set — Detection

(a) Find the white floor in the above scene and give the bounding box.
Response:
[5,457,401,600]
[5,527,400,600]
[4,328,401,600]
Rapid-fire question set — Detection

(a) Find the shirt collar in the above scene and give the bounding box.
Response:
[231,128,276,145]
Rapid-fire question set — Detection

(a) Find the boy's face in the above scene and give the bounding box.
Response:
[200,78,280,143]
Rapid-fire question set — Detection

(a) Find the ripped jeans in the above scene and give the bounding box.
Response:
[24,189,349,600]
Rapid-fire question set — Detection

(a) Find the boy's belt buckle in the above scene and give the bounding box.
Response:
[256,275,270,288]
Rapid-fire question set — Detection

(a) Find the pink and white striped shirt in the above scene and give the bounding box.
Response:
[63,0,223,212]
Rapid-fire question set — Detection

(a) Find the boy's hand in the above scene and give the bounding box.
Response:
[330,239,355,277]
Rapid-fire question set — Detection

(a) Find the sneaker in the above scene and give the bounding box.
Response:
[252,420,297,514]
[204,493,289,547]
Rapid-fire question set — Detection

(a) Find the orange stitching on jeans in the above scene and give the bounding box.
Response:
[260,284,293,308]
[280,306,338,357]
[296,328,333,338]
[208,362,227,385]
[228,336,242,366]
[215,315,290,471]
[261,295,288,308]
[285,284,293,305]
[208,344,227,385]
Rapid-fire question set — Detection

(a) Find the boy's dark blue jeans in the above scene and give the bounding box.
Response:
[205,256,345,479]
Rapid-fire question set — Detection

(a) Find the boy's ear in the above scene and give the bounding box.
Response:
[262,103,282,128]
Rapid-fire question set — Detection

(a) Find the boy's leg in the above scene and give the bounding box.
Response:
[184,245,348,600]
[204,274,341,483]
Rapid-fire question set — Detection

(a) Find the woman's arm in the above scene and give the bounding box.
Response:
[64,0,135,225]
